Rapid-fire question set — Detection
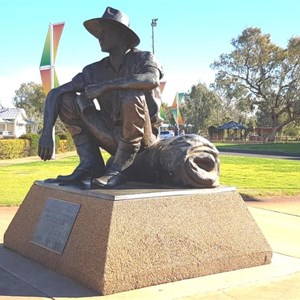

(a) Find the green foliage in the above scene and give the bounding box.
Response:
[57,131,75,151]
[57,132,75,153]
[13,82,46,132]
[0,133,74,159]
[181,82,222,134]
[55,134,60,153]
[160,102,173,125]
[211,27,300,141]
[19,133,40,156]
[65,132,75,151]
[0,139,30,159]
[57,132,68,140]
[55,119,69,135]
[11,81,71,135]
[282,122,300,138]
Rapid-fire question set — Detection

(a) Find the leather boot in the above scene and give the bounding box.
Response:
[45,140,105,184]
[92,140,140,188]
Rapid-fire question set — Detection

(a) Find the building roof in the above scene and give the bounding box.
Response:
[0,108,27,120]
[0,117,9,123]
[217,121,246,130]
[0,108,36,125]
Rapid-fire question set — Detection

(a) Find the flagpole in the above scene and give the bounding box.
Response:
[176,93,179,128]
[40,21,64,158]
[50,22,54,89]
[50,22,56,159]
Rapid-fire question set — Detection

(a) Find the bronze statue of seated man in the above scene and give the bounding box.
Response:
[38,7,164,188]
[38,7,220,189]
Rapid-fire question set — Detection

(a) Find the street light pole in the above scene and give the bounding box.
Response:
[151,18,158,54]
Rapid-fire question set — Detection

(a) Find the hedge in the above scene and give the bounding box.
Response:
[19,134,40,156]
[0,139,30,159]
[0,133,75,160]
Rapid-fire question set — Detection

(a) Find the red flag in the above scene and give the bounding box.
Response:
[171,93,178,109]
[39,68,51,94]
[159,81,166,94]
[53,22,64,63]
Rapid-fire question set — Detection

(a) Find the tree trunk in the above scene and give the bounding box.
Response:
[268,128,277,142]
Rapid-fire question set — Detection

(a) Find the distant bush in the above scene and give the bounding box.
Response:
[0,133,75,159]
[57,132,68,140]
[0,139,30,159]
[57,132,75,152]
[19,134,40,156]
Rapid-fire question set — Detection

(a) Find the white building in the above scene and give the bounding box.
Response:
[0,108,35,138]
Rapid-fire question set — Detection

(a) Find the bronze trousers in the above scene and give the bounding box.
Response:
[58,90,155,155]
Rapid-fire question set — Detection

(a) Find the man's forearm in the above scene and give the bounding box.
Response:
[42,82,74,131]
[86,72,159,99]
[113,73,159,90]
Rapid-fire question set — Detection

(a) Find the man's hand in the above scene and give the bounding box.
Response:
[38,130,54,161]
[85,82,109,99]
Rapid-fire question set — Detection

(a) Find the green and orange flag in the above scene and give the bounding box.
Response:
[171,92,185,109]
[170,92,185,125]
[159,81,167,120]
[40,22,64,94]
[171,108,184,125]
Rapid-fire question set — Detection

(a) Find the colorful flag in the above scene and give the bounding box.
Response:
[40,22,64,94]
[160,106,167,120]
[171,92,185,109]
[171,108,184,125]
[178,92,185,104]
[159,81,166,94]
[171,94,177,109]
[52,22,64,62]
[158,81,167,120]
[39,68,51,95]
[170,92,185,125]
[40,28,51,67]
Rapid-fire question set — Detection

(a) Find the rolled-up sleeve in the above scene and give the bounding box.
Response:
[136,51,164,80]
[71,73,85,92]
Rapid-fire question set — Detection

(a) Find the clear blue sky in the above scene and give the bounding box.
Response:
[0,0,299,107]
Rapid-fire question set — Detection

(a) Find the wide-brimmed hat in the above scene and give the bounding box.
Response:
[83,7,140,48]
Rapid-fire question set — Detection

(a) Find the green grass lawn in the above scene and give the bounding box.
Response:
[216,142,300,156]
[0,156,78,206]
[0,152,108,206]
[220,155,300,198]
[0,151,299,206]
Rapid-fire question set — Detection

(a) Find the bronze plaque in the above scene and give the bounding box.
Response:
[31,198,80,254]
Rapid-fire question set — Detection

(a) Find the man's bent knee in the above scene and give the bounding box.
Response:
[59,92,80,124]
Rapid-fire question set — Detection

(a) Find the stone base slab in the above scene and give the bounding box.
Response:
[4,181,272,295]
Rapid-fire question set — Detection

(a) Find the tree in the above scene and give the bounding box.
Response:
[210,27,300,141]
[13,82,46,132]
[180,82,222,134]
[282,122,300,140]
[13,82,67,133]
[160,102,173,125]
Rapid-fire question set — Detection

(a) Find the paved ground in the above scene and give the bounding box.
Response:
[0,194,300,300]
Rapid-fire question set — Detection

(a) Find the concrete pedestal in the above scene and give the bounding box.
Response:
[4,181,272,295]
